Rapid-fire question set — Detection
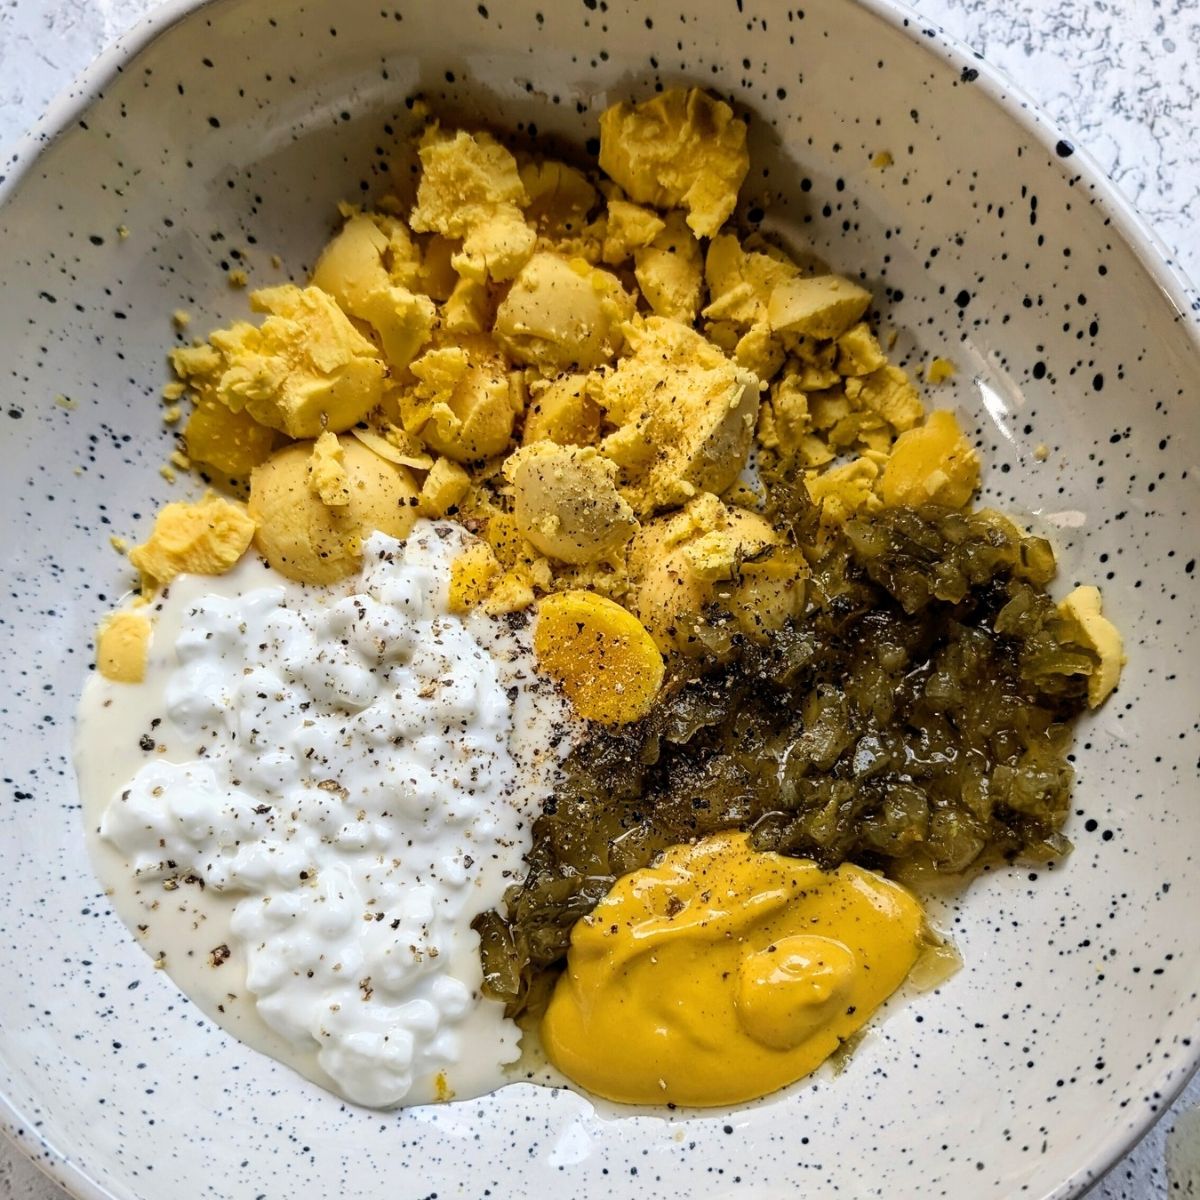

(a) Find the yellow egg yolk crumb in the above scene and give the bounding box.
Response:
[172,284,386,439]
[417,457,472,518]
[95,611,152,683]
[1059,585,1125,708]
[184,393,279,479]
[504,441,637,566]
[879,409,980,509]
[926,356,957,384]
[308,431,351,507]
[128,494,257,591]
[247,437,419,585]
[408,126,535,283]
[533,590,664,724]
[448,541,503,614]
[598,317,759,515]
[598,88,750,239]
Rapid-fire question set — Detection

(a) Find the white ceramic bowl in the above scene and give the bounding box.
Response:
[1,1,1197,1197]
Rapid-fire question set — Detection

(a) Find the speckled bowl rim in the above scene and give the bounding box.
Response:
[0,1,1196,1198]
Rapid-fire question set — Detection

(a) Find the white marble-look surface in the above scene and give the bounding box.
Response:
[0,0,1196,1197]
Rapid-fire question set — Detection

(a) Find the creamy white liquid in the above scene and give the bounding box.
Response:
[76,523,575,1108]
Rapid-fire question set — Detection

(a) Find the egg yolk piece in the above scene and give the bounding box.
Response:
[541,830,924,1107]
[533,590,664,725]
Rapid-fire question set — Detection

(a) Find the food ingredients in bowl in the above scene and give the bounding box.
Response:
[81,85,1124,1111]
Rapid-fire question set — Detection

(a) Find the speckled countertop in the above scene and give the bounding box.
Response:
[0,0,1196,1197]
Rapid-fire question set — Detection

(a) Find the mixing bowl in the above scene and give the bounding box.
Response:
[0,1,1196,1196]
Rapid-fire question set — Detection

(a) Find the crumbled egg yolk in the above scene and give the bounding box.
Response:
[247,436,419,585]
[148,85,990,619]
[598,317,759,515]
[601,199,666,264]
[409,125,536,283]
[309,210,436,371]
[627,492,805,652]
[598,88,750,238]
[493,252,634,372]
[533,590,664,725]
[541,830,924,1106]
[417,456,472,518]
[1059,585,1125,707]
[173,284,387,439]
[878,409,981,509]
[767,274,873,341]
[308,430,352,507]
[90,83,1128,1114]
[403,338,522,463]
[183,395,279,478]
[95,611,152,684]
[127,494,256,592]
[633,211,704,323]
[806,455,884,527]
[505,441,638,566]
[449,540,504,614]
[926,356,957,383]
[521,375,601,448]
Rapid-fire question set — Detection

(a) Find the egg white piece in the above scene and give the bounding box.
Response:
[77,522,575,1108]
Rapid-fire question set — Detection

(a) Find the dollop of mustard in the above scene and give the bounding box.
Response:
[541,830,924,1107]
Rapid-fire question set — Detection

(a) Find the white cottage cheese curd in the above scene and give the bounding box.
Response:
[79,522,574,1108]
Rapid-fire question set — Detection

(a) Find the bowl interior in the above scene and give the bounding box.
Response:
[0,1,1197,1198]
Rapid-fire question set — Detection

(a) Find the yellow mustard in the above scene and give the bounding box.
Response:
[541,830,924,1106]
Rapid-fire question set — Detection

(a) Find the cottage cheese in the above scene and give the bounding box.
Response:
[78,522,574,1108]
